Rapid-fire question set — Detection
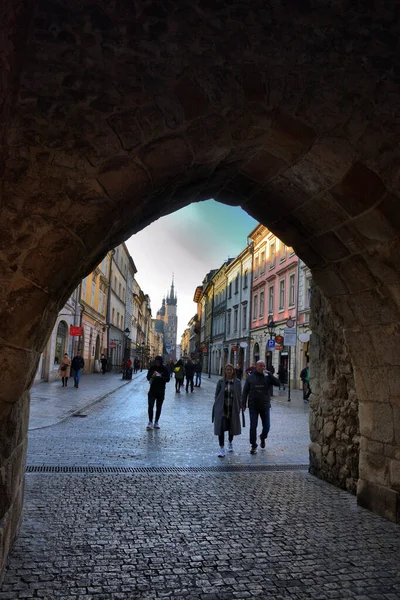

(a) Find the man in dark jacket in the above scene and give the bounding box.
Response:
[71,351,85,388]
[242,360,279,454]
[146,356,170,430]
[184,359,196,393]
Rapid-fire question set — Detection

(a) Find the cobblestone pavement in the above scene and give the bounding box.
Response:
[2,374,400,598]
[26,373,309,467]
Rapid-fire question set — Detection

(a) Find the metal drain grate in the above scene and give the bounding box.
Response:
[26,464,308,474]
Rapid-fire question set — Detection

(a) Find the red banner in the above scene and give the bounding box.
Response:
[70,326,83,336]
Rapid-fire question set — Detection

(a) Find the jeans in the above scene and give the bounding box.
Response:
[302,381,311,400]
[218,417,233,447]
[186,376,194,392]
[249,407,270,447]
[195,373,202,386]
[148,392,164,423]
[74,369,82,387]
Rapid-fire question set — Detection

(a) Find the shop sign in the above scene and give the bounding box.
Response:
[275,344,283,351]
[70,326,83,336]
[275,335,283,344]
[110,343,117,349]
[283,328,297,347]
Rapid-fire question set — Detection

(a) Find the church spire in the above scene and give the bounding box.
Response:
[170,273,175,299]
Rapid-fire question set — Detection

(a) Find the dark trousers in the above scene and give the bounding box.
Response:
[249,407,270,447]
[175,378,183,392]
[148,392,164,423]
[302,381,311,400]
[218,417,233,447]
[186,376,194,392]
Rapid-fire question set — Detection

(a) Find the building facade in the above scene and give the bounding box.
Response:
[225,244,253,371]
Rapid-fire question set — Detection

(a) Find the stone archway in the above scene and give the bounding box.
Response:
[1,0,400,577]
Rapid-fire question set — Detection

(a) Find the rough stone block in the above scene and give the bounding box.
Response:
[331,162,386,217]
[359,449,389,486]
[357,478,399,523]
[359,402,394,444]
[390,459,400,491]
[311,231,351,262]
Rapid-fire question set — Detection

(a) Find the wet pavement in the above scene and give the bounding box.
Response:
[1,372,400,599]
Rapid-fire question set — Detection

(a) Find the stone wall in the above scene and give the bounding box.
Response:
[309,284,359,493]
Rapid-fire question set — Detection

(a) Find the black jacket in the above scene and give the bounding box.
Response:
[184,362,196,377]
[242,371,280,410]
[147,364,170,393]
[71,356,85,371]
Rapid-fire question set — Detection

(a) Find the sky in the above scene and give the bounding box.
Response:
[125,200,258,339]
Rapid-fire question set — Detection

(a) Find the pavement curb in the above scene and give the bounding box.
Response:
[29,374,145,431]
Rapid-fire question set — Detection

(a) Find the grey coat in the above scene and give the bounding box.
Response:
[212,378,242,437]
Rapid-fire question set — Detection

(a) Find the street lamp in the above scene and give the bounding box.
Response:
[266,316,276,339]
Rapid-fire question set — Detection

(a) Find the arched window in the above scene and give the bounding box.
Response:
[54,321,68,365]
[253,342,260,361]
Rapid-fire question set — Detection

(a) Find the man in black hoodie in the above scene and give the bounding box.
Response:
[242,360,280,454]
[146,356,170,430]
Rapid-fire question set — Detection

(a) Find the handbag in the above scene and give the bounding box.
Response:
[61,364,67,371]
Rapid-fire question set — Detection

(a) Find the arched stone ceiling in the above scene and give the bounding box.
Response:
[0,4,400,572]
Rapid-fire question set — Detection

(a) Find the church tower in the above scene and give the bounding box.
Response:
[156,276,178,361]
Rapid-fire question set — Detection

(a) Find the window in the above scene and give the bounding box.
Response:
[243,270,248,289]
[228,282,232,299]
[233,308,238,331]
[91,279,96,306]
[280,242,287,262]
[81,277,87,300]
[306,277,312,308]
[235,274,239,294]
[279,279,285,310]
[227,311,231,334]
[259,291,264,318]
[112,307,115,324]
[117,312,120,327]
[269,241,275,269]
[114,276,117,292]
[268,285,274,314]
[254,256,259,279]
[122,287,125,302]
[119,282,121,298]
[260,250,266,274]
[289,274,296,306]
[242,305,247,329]
[253,295,258,321]
[54,321,67,365]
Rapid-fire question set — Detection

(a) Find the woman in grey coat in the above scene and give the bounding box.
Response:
[213,363,242,457]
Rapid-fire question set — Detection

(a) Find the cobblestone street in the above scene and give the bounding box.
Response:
[1,374,400,599]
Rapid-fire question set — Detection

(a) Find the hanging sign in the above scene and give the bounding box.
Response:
[70,326,83,336]
[284,327,297,346]
[267,339,276,349]
[275,335,283,344]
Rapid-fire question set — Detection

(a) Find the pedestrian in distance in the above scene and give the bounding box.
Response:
[146,355,170,430]
[194,359,202,387]
[242,359,280,454]
[212,363,242,457]
[278,363,287,391]
[173,359,185,393]
[58,353,71,387]
[71,351,85,389]
[245,362,256,377]
[184,358,195,393]
[100,354,108,374]
[300,362,312,403]
[234,363,243,381]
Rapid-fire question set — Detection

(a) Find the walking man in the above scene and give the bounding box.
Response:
[194,359,202,387]
[146,355,170,430]
[100,354,107,374]
[184,358,195,393]
[241,360,279,454]
[300,362,311,402]
[71,351,85,388]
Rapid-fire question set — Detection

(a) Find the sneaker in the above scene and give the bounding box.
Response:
[146,422,153,430]
[218,447,226,457]
[250,446,257,455]
[154,422,160,429]
[227,441,233,452]
[260,437,266,449]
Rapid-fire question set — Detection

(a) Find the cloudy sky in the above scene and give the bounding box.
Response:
[125,200,258,339]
